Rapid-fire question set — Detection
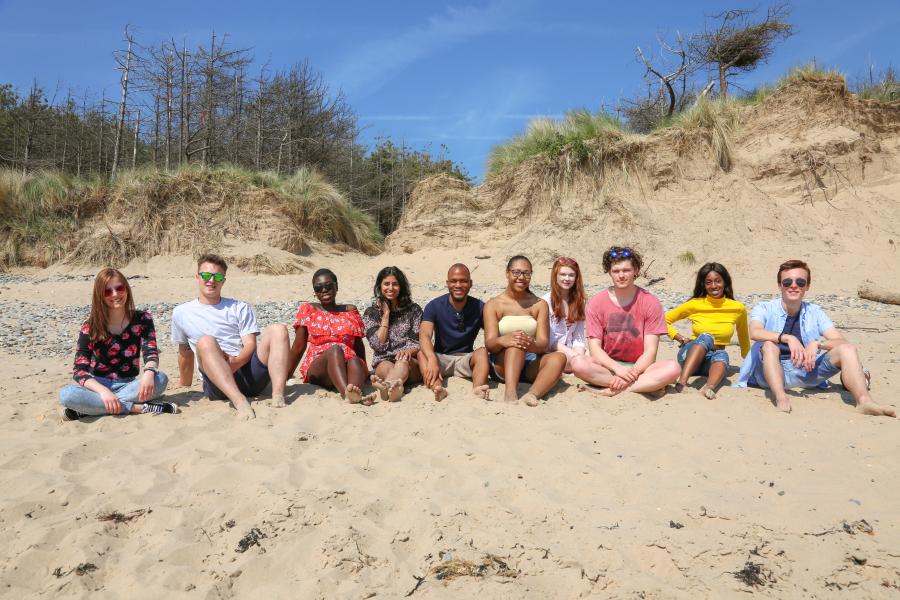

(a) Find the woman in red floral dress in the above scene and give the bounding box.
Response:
[288,269,374,404]
[59,268,175,420]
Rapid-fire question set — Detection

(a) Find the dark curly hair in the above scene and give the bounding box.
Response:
[373,266,413,310]
[601,246,642,273]
[691,262,735,299]
[312,268,337,284]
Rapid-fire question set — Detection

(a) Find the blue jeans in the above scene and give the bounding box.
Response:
[676,333,730,376]
[59,372,169,416]
[751,352,840,390]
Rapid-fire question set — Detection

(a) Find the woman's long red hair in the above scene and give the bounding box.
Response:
[87,268,135,342]
[550,257,585,322]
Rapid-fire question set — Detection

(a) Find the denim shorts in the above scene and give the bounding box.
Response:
[751,351,840,390]
[676,333,730,375]
[200,350,271,400]
[488,352,537,383]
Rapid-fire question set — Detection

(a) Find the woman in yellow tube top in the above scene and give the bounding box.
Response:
[483,255,567,406]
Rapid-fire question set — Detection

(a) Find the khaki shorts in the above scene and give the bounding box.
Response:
[436,352,474,379]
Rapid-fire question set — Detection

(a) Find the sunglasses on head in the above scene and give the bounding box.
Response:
[103,284,126,297]
[313,281,336,293]
[198,271,225,283]
[608,248,633,259]
[781,278,808,289]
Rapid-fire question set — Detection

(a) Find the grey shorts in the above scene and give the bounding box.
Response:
[436,352,474,379]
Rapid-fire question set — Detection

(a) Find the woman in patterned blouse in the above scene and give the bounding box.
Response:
[288,268,375,404]
[58,268,174,420]
[362,266,423,402]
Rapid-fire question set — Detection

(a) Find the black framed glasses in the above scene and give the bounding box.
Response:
[198,271,225,283]
[313,281,337,293]
[781,278,808,288]
[508,269,532,279]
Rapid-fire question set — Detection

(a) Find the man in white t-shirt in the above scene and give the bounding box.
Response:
[171,254,290,419]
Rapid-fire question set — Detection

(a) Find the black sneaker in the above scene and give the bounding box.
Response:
[60,407,84,421]
[142,401,179,415]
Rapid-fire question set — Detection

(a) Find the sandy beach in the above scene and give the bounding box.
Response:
[1,251,899,599]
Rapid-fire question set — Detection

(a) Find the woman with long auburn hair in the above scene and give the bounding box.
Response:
[59,268,174,420]
[542,256,587,373]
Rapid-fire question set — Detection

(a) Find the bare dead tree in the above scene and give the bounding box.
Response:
[690,2,793,98]
[111,26,136,179]
[636,32,690,118]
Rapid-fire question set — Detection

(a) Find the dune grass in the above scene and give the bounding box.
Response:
[487,110,626,177]
[745,63,846,105]
[0,165,382,270]
[486,64,863,178]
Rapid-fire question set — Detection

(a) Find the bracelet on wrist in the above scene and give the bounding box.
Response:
[144,366,159,374]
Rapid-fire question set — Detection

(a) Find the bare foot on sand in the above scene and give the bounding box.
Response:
[577,383,615,396]
[387,380,404,402]
[641,387,668,400]
[674,382,686,393]
[269,393,286,408]
[503,384,518,403]
[360,392,379,406]
[371,375,389,402]
[857,400,896,418]
[233,400,256,420]
[345,384,363,404]
[597,387,622,397]
[775,398,792,413]
[472,384,491,401]
[522,392,540,407]
[700,386,716,400]
[432,385,448,402]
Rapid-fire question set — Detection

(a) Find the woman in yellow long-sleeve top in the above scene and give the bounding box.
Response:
[666,263,750,399]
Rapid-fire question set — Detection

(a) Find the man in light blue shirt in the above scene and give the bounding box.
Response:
[735,259,895,417]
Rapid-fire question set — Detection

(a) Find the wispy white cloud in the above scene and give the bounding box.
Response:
[332,0,529,96]
[497,113,564,120]
[360,114,442,121]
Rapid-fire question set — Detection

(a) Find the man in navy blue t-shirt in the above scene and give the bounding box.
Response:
[419,264,490,401]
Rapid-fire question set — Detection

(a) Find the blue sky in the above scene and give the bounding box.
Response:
[1,0,898,180]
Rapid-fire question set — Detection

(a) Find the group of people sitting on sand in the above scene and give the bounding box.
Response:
[58,247,896,421]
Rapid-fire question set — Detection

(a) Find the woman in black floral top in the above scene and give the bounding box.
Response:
[363,266,423,402]
[58,268,175,420]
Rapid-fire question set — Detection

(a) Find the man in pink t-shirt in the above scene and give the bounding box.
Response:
[571,247,679,396]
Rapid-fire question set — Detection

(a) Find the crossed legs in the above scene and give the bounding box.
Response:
[371,358,421,402]
[571,356,679,397]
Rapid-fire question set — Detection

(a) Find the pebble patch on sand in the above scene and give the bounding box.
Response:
[1,274,897,358]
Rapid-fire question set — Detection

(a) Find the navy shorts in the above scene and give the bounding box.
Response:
[488,351,538,383]
[201,351,271,400]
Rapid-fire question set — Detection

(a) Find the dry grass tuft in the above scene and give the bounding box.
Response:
[0,164,382,269]
[230,253,311,275]
[429,554,519,581]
